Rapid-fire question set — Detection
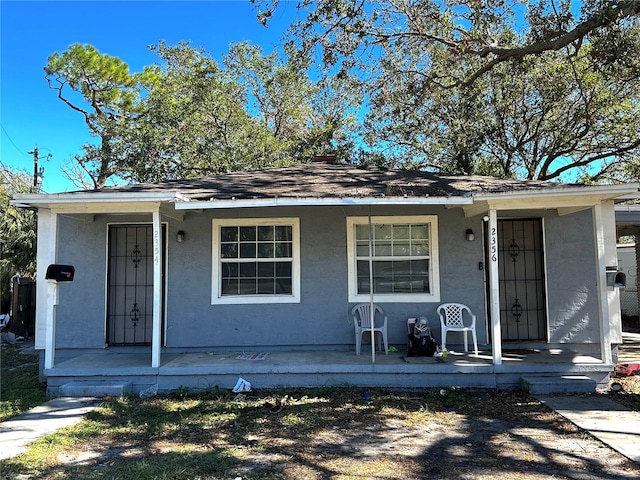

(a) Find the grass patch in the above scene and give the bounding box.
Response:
[5,386,636,479]
[1,348,639,478]
[0,343,47,422]
[0,388,480,478]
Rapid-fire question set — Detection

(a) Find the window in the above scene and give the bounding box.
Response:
[212,218,300,304]
[347,216,440,303]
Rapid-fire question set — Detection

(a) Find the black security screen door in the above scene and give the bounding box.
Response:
[497,219,547,341]
[107,225,165,346]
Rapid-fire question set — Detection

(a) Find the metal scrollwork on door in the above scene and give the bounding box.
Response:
[130,303,140,327]
[131,245,141,268]
[509,238,520,262]
[511,298,523,323]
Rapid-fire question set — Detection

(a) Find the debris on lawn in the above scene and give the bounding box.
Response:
[232,377,252,393]
[232,393,246,403]
[614,362,640,377]
[139,384,158,398]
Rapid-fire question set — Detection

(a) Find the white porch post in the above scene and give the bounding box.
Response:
[593,203,613,364]
[368,208,375,364]
[37,210,58,369]
[487,209,503,365]
[151,210,162,368]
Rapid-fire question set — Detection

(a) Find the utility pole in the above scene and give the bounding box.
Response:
[27,145,47,191]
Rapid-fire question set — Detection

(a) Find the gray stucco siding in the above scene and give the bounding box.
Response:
[52,204,602,352]
[435,208,487,343]
[544,209,599,343]
[171,204,488,349]
[55,215,110,348]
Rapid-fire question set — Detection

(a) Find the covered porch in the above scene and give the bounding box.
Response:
[13,164,640,397]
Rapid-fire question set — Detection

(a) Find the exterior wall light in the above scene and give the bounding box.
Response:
[466,228,475,242]
[176,230,185,243]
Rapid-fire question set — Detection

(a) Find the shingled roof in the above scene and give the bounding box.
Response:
[99,162,569,201]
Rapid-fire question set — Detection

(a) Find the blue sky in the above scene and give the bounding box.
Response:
[1,0,298,192]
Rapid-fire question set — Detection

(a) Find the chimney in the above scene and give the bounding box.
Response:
[312,154,337,164]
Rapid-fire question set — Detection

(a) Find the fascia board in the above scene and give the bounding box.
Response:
[174,196,474,210]
[11,192,183,209]
[49,202,164,215]
[473,183,639,204]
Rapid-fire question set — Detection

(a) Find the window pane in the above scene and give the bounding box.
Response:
[275,226,292,241]
[411,224,429,240]
[221,226,238,242]
[238,279,256,294]
[258,225,274,241]
[356,224,369,240]
[275,261,292,277]
[393,224,410,240]
[410,259,429,276]
[411,242,429,256]
[375,224,392,240]
[222,262,238,277]
[258,262,275,277]
[258,243,274,258]
[392,242,410,256]
[356,242,370,257]
[375,241,392,256]
[276,278,292,294]
[257,279,275,294]
[240,263,256,277]
[221,279,239,295]
[240,243,257,258]
[221,243,238,259]
[275,242,292,258]
[240,226,256,241]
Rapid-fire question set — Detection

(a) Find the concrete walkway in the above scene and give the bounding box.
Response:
[0,397,100,461]
[536,394,640,464]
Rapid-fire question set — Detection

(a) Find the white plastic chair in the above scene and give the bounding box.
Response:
[352,303,388,355]
[437,303,478,355]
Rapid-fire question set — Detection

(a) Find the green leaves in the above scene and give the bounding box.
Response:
[46,41,360,187]
[0,169,37,309]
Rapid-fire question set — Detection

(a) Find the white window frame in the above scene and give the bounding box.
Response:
[346,215,440,303]
[212,217,300,304]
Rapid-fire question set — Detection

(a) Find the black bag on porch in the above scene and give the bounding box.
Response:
[408,317,438,357]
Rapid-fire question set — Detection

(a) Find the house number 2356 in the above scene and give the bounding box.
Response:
[490,227,497,262]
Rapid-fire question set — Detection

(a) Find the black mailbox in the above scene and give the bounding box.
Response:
[606,266,626,289]
[45,264,75,282]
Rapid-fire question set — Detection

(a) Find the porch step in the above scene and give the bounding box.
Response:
[59,381,133,398]
[520,375,596,395]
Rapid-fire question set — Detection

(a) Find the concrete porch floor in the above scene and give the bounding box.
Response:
[43,345,618,395]
[43,334,640,395]
[47,346,609,372]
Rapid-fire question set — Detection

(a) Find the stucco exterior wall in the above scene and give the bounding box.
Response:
[53,205,486,351]
[544,209,599,343]
[51,203,607,351]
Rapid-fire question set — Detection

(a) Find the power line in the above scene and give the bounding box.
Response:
[0,124,30,157]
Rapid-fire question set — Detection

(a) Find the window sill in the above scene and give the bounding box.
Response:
[348,292,440,303]
[211,294,301,305]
